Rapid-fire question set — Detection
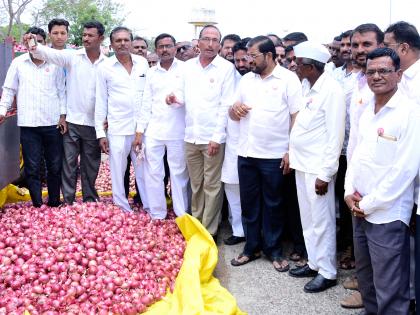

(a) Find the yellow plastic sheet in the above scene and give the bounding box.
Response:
[146,214,246,315]
[0,184,32,207]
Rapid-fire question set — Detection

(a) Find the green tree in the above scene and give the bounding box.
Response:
[0,23,30,41]
[34,0,124,46]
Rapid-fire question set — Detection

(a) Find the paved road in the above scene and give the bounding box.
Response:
[214,221,361,315]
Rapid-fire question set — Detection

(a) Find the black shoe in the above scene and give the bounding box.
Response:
[212,234,218,244]
[303,274,337,293]
[223,235,245,245]
[289,264,318,278]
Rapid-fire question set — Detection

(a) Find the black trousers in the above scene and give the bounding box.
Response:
[238,156,286,259]
[416,214,420,315]
[20,126,63,207]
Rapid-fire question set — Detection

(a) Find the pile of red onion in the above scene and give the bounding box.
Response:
[0,199,185,314]
[74,160,136,194]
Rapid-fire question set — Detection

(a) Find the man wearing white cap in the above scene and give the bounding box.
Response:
[288,41,345,293]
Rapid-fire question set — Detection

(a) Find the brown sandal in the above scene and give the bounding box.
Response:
[231,252,261,266]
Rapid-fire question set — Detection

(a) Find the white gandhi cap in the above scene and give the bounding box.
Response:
[294,41,331,64]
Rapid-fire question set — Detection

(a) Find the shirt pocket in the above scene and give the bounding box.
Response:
[374,135,398,166]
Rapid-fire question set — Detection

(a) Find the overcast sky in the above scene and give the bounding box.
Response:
[119,0,420,44]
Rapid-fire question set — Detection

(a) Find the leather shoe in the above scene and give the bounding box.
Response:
[289,264,318,278]
[304,274,337,293]
[340,291,363,309]
[223,235,245,245]
[212,234,218,244]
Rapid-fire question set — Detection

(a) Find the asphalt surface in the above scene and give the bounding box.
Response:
[214,221,362,315]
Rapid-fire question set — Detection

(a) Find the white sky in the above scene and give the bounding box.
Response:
[119,0,420,44]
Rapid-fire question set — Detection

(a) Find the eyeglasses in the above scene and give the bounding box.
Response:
[199,37,220,44]
[157,44,174,50]
[384,42,401,49]
[365,68,395,77]
[247,52,264,60]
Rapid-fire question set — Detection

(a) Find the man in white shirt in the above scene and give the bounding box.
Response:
[344,48,420,315]
[95,26,149,212]
[384,20,420,312]
[135,33,189,219]
[288,41,345,293]
[47,19,69,50]
[27,21,106,205]
[168,25,236,239]
[221,39,250,246]
[229,36,302,272]
[0,27,66,208]
[347,24,384,161]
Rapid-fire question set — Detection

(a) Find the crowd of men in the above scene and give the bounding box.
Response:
[0,17,419,314]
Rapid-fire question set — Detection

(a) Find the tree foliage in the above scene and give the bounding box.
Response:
[0,23,30,41]
[0,0,35,39]
[34,0,124,46]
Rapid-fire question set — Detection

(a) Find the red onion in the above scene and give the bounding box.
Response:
[0,198,185,314]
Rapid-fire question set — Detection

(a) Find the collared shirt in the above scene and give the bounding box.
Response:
[289,72,345,182]
[344,91,420,225]
[236,65,302,159]
[95,54,149,138]
[0,53,65,127]
[399,58,420,105]
[183,55,236,144]
[346,72,374,162]
[33,45,106,127]
[137,58,185,140]
[333,64,360,155]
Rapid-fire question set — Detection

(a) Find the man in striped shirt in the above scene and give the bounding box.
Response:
[0,26,66,207]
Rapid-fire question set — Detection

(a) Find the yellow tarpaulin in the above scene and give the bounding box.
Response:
[145,214,246,315]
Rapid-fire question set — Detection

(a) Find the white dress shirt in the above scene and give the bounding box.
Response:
[236,65,302,159]
[183,55,236,144]
[333,65,360,156]
[344,91,420,225]
[137,58,185,140]
[0,53,65,127]
[95,54,149,138]
[399,59,420,210]
[346,72,374,162]
[33,45,106,127]
[289,72,345,182]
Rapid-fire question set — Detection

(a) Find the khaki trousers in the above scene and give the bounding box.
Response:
[185,142,225,236]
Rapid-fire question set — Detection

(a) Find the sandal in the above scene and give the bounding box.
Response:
[231,252,261,267]
[272,258,289,272]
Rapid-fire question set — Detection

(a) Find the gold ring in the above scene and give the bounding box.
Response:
[353,211,357,217]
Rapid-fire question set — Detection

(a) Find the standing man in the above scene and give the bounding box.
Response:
[347,23,384,161]
[384,20,420,313]
[219,34,241,62]
[131,36,148,57]
[288,41,345,293]
[48,18,70,50]
[136,33,189,219]
[0,27,66,207]
[95,27,149,212]
[222,39,251,245]
[27,21,106,205]
[345,47,420,315]
[229,36,302,271]
[168,25,236,240]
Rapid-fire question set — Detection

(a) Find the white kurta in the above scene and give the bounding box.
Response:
[344,91,420,225]
[289,72,345,280]
[95,54,149,212]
